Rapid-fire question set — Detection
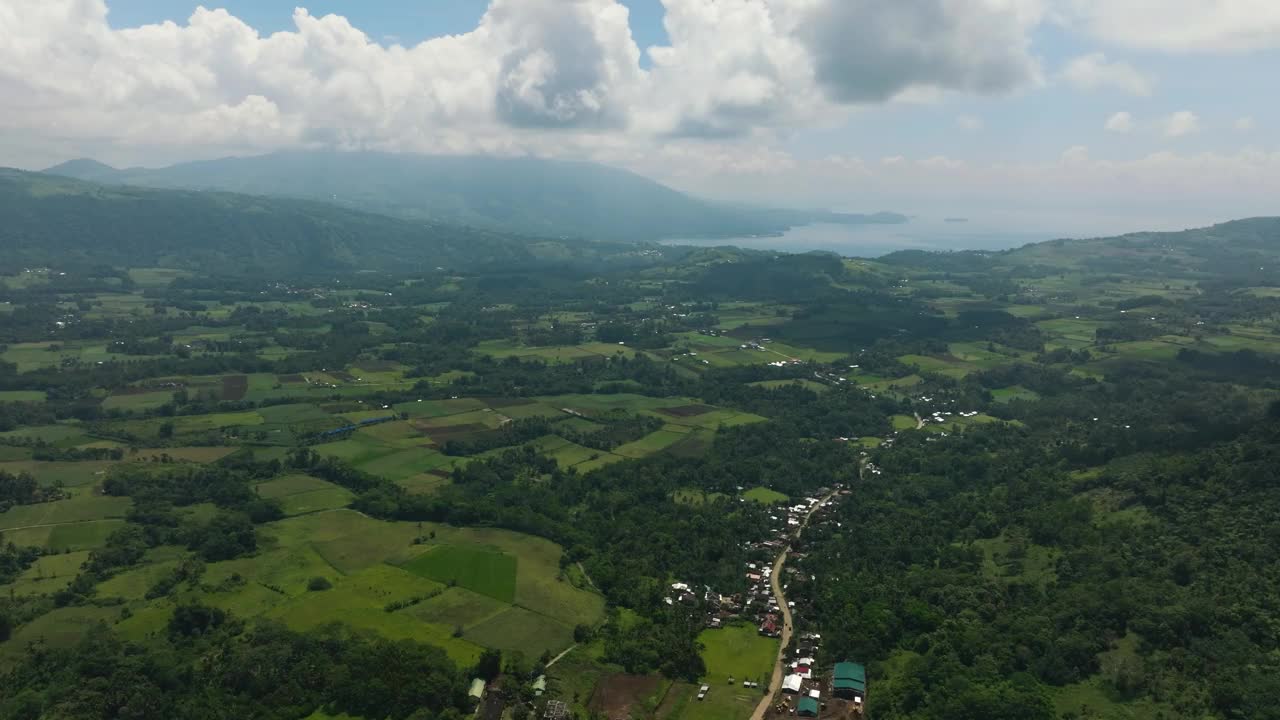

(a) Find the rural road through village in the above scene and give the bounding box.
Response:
[748,487,842,720]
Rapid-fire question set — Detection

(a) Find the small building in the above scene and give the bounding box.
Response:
[798,697,820,717]
[532,676,547,697]
[469,678,486,701]
[782,674,804,694]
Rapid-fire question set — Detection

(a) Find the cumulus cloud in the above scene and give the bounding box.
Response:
[1164,111,1200,138]
[1062,53,1153,96]
[1063,0,1280,52]
[0,0,1056,160]
[1105,111,1135,133]
[1235,116,1256,132]
[794,0,1045,103]
[487,0,642,129]
[957,115,984,131]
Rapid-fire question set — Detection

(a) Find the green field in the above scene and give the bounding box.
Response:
[743,487,788,505]
[698,623,778,686]
[0,494,132,530]
[464,606,576,658]
[892,415,919,431]
[0,390,47,402]
[401,545,518,603]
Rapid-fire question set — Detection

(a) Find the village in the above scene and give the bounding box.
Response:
[659,483,868,720]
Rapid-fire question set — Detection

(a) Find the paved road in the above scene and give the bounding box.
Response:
[748,489,840,720]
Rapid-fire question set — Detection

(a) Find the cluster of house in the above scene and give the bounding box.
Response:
[779,656,866,718]
[663,580,742,630]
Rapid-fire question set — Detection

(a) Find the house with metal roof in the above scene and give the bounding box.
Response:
[832,662,866,701]
[797,697,820,717]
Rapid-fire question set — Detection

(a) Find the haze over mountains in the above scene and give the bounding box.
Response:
[44,152,905,243]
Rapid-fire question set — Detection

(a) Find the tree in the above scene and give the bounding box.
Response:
[168,603,229,639]
[476,649,502,681]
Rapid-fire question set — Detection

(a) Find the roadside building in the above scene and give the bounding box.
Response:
[782,674,804,694]
[798,698,820,717]
[469,678,486,701]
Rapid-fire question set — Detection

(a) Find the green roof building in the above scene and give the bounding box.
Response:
[833,662,867,700]
[798,698,820,717]
[833,662,866,683]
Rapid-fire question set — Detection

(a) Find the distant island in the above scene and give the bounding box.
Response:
[944,217,969,223]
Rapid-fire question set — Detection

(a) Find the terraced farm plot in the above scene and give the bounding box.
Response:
[612,430,687,459]
[401,586,509,629]
[529,435,606,468]
[356,447,454,482]
[397,472,452,495]
[252,478,355,517]
[172,411,265,434]
[0,390,47,402]
[200,544,342,598]
[101,389,172,412]
[0,425,94,448]
[992,386,1041,403]
[0,460,115,487]
[0,605,121,669]
[465,606,576,658]
[4,519,127,551]
[402,545,518,603]
[8,550,91,597]
[263,564,482,665]
[899,354,975,379]
[394,397,489,418]
[130,446,238,463]
[0,494,132,530]
[748,379,830,393]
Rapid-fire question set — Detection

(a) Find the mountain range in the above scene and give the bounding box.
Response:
[45,152,906,243]
[0,169,647,275]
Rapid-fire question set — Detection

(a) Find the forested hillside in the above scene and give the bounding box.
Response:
[0,169,645,275]
[44,152,905,242]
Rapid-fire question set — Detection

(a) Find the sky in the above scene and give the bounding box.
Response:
[2,0,1279,237]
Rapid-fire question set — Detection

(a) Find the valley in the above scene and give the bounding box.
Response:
[2,201,1280,720]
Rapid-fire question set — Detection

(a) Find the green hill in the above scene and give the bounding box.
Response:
[0,169,632,275]
[44,151,905,242]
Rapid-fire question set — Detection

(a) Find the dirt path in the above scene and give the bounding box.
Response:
[748,490,839,720]
[914,412,925,430]
[577,561,600,592]
[546,644,578,668]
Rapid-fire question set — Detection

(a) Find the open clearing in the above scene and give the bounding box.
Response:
[401,545,518,603]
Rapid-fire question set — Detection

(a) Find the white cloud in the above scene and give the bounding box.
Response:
[1061,53,1153,96]
[0,0,1056,161]
[1164,110,1200,138]
[957,115,984,131]
[1235,116,1256,132]
[1063,1,1280,52]
[1104,111,1134,133]
[794,0,1046,103]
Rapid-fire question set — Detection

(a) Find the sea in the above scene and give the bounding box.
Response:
[660,212,1189,258]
